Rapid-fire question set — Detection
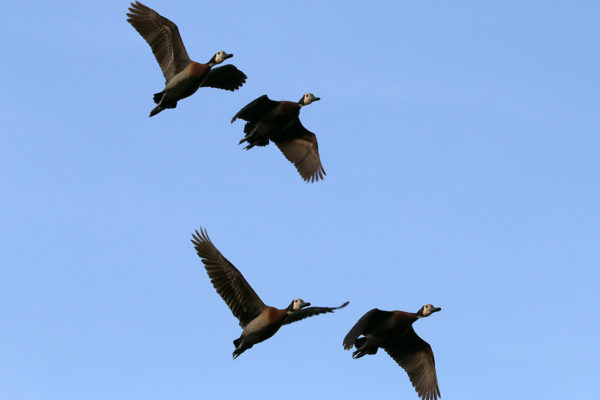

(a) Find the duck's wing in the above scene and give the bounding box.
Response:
[191,228,267,328]
[231,95,279,123]
[342,308,394,350]
[201,65,247,91]
[127,1,190,81]
[383,327,440,400]
[273,121,326,183]
[283,301,349,325]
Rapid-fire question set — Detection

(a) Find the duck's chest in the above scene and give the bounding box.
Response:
[262,102,301,140]
[165,63,211,94]
[262,102,298,124]
[243,307,287,340]
[371,313,415,337]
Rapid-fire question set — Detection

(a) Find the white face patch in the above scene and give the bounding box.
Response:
[214,51,229,64]
[293,298,304,311]
[304,93,315,104]
[422,304,432,317]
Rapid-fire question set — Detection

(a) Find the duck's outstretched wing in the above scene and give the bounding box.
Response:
[283,301,349,325]
[273,121,326,182]
[231,95,279,123]
[127,1,190,81]
[201,65,247,91]
[342,308,394,350]
[191,228,266,328]
[383,327,441,400]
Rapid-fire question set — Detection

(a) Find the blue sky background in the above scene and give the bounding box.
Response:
[1,1,599,399]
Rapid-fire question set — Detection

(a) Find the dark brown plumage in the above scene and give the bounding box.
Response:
[343,305,442,400]
[231,93,326,182]
[126,2,246,117]
[191,228,348,358]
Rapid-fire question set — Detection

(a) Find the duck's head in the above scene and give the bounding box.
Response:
[298,93,320,106]
[210,50,233,65]
[286,298,311,312]
[416,304,442,318]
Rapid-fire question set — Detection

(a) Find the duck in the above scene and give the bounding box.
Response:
[343,305,442,400]
[126,2,247,117]
[231,93,325,182]
[191,228,348,358]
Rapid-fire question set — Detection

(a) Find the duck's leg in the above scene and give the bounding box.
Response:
[232,336,252,359]
[239,122,270,149]
[149,91,178,117]
[352,337,378,359]
[149,105,165,117]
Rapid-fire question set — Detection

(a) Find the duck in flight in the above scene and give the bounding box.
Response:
[231,93,325,182]
[191,228,348,358]
[343,305,442,400]
[127,2,247,117]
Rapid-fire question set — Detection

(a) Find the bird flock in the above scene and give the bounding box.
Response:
[127,2,441,399]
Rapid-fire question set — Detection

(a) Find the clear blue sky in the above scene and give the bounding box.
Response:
[1,1,598,399]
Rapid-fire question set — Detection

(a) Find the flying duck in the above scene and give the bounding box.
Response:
[127,2,247,117]
[231,93,325,182]
[343,305,442,400]
[191,228,348,358]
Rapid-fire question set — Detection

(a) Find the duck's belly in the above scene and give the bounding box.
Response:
[264,113,295,137]
[242,323,282,345]
[163,63,210,101]
[241,308,285,345]
[365,333,392,348]
[164,75,204,101]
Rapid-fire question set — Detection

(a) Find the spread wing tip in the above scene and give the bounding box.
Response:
[191,227,211,249]
[302,166,326,183]
[342,334,355,350]
[337,301,350,309]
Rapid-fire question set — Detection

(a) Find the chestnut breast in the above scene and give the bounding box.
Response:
[241,307,287,344]
[164,62,210,93]
[244,307,286,332]
[277,101,301,119]
[265,307,287,325]
[189,62,211,81]
[391,311,418,332]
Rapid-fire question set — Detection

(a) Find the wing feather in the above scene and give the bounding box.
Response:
[127,1,190,81]
[283,301,349,325]
[231,95,279,123]
[343,308,394,349]
[191,228,266,327]
[201,65,247,91]
[273,121,326,182]
[384,327,441,400]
